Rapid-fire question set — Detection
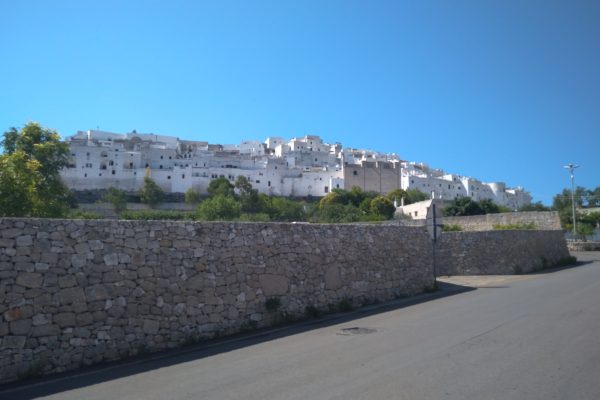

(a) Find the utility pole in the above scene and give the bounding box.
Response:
[563,164,579,236]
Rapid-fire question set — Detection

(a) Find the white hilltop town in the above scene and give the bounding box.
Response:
[60,129,532,210]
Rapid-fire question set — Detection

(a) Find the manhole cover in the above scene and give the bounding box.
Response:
[337,327,378,335]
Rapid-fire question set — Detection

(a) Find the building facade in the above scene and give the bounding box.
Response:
[60,129,531,209]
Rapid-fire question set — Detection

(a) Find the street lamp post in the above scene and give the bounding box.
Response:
[563,163,579,236]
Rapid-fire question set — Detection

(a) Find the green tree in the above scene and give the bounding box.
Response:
[519,201,550,212]
[103,187,128,213]
[479,199,500,214]
[386,188,407,205]
[207,176,235,198]
[139,177,164,208]
[0,151,40,216]
[184,187,200,205]
[235,176,263,212]
[370,196,396,219]
[587,187,600,208]
[443,197,485,217]
[0,122,71,217]
[316,203,361,223]
[267,197,305,221]
[196,195,241,220]
[319,191,344,210]
[404,189,428,205]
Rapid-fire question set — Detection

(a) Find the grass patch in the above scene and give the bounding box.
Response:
[304,304,321,319]
[336,298,354,313]
[265,297,281,313]
[493,221,538,230]
[119,210,196,221]
[441,224,463,232]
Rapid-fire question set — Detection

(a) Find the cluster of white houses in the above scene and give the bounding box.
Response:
[60,130,532,210]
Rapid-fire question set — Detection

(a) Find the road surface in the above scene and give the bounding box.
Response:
[3,252,600,400]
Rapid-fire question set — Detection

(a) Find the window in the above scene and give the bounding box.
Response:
[324,186,329,193]
[353,170,358,176]
[112,170,115,175]
[167,176,171,180]
[145,163,149,168]
[84,173,87,178]
[256,180,260,184]
[160,156,163,159]
[268,181,271,187]
[414,211,418,217]
[182,174,185,179]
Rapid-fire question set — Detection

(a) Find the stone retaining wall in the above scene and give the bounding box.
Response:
[441,211,562,231]
[0,218,433,383]
[567,241,600,251]
[436,230,571,275]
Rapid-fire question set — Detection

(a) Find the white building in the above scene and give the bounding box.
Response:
[60,129,531,209]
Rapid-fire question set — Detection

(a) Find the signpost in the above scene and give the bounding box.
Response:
[426,203,441,280]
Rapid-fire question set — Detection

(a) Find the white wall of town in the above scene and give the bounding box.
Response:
[60,130,531,209]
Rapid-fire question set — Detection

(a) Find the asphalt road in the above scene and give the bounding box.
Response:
[3,252,600,400]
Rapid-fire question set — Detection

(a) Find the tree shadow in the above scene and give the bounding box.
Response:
[0,282,474,400]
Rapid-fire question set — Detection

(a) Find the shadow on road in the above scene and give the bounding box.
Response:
[0,282,474,400]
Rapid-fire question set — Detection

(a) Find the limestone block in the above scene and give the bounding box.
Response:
[15,235,33,247]
[142,319,160,334]
[71,254,88,268]
[85,285,111,302]
[9,319,32,335]
[58,275,77,288]
[2,336,27,349]
[54,313,76,328]
[31,324,60,337]
[88,240,104,250]
[56,287,86,305]
[16,273,43,289]
[324,267,342,290]
[103,253,119,266]
[32,314,50,326]
[259,274,289,296]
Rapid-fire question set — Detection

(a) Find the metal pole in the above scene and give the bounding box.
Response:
[432,204,437,281]
[570,171,576,236]
[564,164,579,236]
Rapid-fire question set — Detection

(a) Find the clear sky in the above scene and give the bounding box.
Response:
[1,0,598,204]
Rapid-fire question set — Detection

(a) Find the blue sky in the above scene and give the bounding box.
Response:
[1,0,598,204]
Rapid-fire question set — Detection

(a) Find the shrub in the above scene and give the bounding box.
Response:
[139,177,164,208]
[493,221,537,230]
[103,187,128,213]
[265,297,281,312]
[442,224,462,232]
[196,195,241,221]
[238,213,271,222]
[336,298,354,312]
[184,188,200,205]
[119,210,195,220]
[69,210,103,219]
[370,196,396,220]
[304,304,321,319]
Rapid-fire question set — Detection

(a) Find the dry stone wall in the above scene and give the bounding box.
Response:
[441,211,562,231]
[0,218,433,383]
[436,230,570,275]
